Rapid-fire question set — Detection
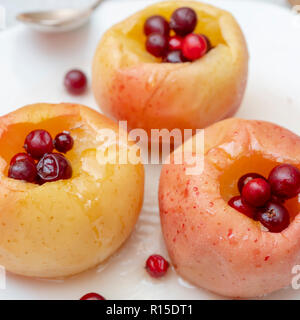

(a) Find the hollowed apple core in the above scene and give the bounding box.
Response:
[219,154,300,221]
[0,115,86,175]
[124,4,226,63]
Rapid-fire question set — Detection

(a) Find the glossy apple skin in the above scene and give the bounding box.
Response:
[0,103,144,278]
[159,118,300,298]
[92,1,248,136]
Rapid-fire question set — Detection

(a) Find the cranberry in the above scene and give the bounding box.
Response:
[37,153,72,183]
[168,35,183,51]
[146,33,168,57]
[163,50,187,63]
[201,34,212,51]
[80,292,106,300]
[182,33,208,61]
[146,254,169,278]
[256,201,290,233]
[64,69,87,95]
[8,159,37,183]
[144,15,169,37]
[170,7,197,36]
[238,173,266,194]
[271,194,285,204]
[54,131,74,153]
[24,130,53,159]
[268,164,300,199]
[10,153,35,166]
[228,196,257,219]
[242,178,271,207]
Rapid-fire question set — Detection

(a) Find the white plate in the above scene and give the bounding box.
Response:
[0,0,300,300]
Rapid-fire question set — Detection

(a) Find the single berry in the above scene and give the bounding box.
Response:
[10,153,35,166]
[146,254,169,278]
[54,131,74,153]
[24,129,54,159]
[268,164,300,199]
[146,33,168,57]
[228,196,257,219]
[168,35,184,51]
[64,69,87,95]
[200,34,212,51]
[80,293,106,300]
[163,50,187,63]
[170,7,197,36]
[8,159,37,183]
[242,178,271,207]
[182,33,208,61]
[37,153,72,183]
[238,173,266,194]
[144,15,169,36]
[256,201,290,233]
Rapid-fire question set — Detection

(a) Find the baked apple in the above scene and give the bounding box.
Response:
[92,1,248,136]
[0,103,144,278]
[159,118,300,298]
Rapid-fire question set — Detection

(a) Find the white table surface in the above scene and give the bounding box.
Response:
[0,0,290,30]
[0,0,300,300]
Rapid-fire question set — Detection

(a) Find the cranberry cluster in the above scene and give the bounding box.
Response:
[228,164,300,233]
[144,7,211,63]
[8,130,74,184]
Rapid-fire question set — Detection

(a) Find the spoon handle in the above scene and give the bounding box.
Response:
[91,0,105,10]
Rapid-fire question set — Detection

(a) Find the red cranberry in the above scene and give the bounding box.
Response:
[170,7,197,36]
[168,35,183,51]
[64,69,87,95]
[80,293,106,300]
[268,164,300,199]
[163,50,187,63]
[37,153,72,183]
[24,130,53,159]
[271,194,285,204]
[8,159,37,183]
[228,196,257,219]
[256,201,290,233]
[146,254,169,278]
[54,131,74,153]
[200,34,212,51]
[146,33,168,57]
[238,173,266,194]
[10,153,35,166]
[182,33,208,61]
[144,15,169,37]
[242,178,271,207]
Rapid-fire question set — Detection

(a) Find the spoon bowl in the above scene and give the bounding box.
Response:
[16,0,103,33]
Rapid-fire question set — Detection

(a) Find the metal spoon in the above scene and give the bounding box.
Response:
[16,0,104,33]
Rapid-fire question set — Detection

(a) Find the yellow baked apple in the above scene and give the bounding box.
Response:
[0,103,144,278]
[92,0,248,136]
